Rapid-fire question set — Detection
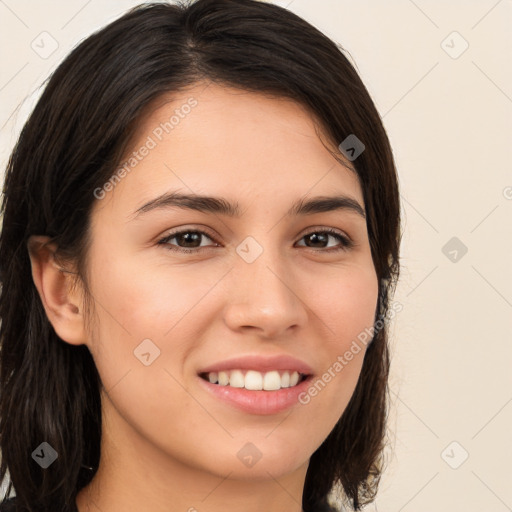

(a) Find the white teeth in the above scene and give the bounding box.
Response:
[289,371,299,387]
[218,371,229,386]
[263,370,281,391]
[245,370,263,390]
[204,369,304,390]
[229,370,245,388]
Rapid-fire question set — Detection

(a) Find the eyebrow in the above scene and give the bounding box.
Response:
[132,191,366,219]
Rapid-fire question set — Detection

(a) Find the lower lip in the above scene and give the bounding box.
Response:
[197,375,313,415]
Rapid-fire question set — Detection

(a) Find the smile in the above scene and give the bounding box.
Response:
[199,369,308,391]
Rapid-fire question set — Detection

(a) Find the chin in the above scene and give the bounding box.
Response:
[200,445,310,481]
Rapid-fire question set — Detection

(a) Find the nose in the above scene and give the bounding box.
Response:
[223,242,308,339]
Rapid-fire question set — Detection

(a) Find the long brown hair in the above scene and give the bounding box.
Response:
[0,1,400,510]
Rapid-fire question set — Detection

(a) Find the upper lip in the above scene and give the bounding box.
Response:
[198,354,314,375]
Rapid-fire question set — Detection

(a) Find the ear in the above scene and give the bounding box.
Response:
[27,235,87,346]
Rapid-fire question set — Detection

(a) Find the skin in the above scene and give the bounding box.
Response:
[28,82,378,512]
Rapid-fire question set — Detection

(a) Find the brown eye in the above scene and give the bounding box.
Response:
[158,229,219,253]
[297,229,353,252]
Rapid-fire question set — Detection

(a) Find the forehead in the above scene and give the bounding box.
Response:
[94,82,363,217]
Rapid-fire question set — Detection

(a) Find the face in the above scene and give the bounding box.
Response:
[82,82,378,481]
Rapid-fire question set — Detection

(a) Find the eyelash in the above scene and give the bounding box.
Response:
[157,227,354,254]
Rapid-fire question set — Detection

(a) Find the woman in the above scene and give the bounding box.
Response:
[0,1,400,511]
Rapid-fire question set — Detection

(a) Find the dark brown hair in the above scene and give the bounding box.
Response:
[0,1,400,510]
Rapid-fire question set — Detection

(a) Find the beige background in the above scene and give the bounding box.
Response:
[1,1,511,510]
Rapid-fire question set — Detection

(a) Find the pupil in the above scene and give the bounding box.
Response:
[307,233,327,248]
[180,232,200,247]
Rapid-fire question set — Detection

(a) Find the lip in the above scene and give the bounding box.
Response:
[197,354,314,375]
[197,373,313,415]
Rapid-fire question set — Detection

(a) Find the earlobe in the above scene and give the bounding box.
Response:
[27,235,87,346]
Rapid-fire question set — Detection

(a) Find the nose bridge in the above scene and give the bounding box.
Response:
[224,234,306,335]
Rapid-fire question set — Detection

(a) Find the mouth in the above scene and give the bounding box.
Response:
[199,369,310,391]
[197,369,313,415]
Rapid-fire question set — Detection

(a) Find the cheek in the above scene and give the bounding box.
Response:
[87,243,213,332]
[313,262,379,348]
[299,264,378,423]
[84,250,225,385]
